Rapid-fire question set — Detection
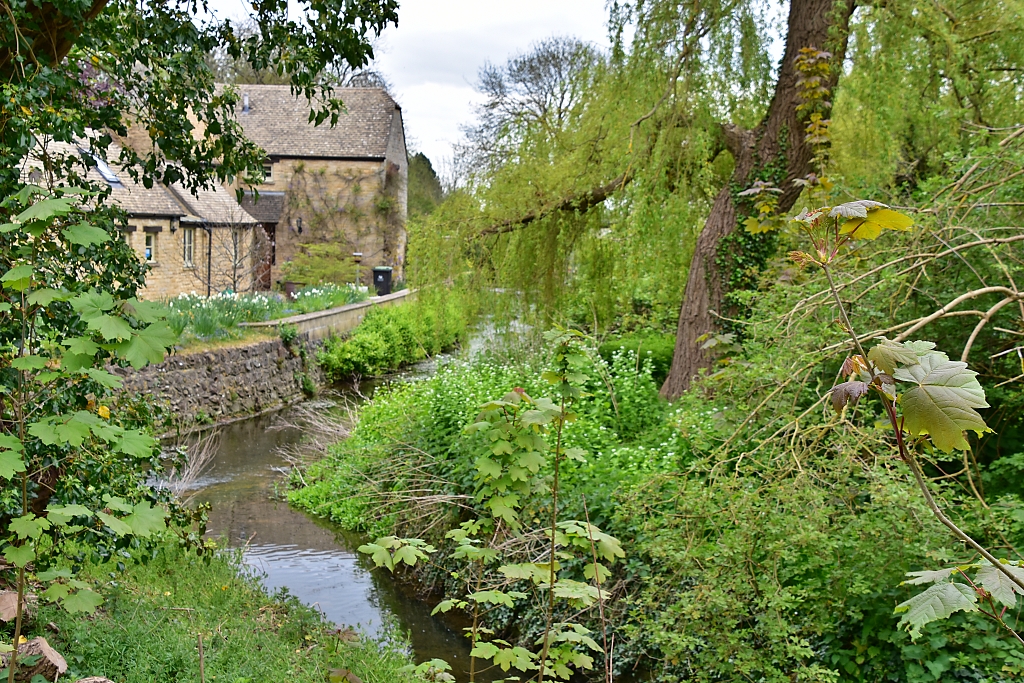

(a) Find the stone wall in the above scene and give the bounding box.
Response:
[112,336,321,425]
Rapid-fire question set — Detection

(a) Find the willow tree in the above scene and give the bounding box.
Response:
[657,0,854,397]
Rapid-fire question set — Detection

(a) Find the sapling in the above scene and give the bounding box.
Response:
[791,200,1024,641]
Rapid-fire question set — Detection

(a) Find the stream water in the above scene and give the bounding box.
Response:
[188,405,499,682]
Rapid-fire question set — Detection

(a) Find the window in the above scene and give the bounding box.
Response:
[144,233,156,261]
[262,163,273,182]
[183,228,195,267]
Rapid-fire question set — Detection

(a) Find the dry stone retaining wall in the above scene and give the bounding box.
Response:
[112,337,321,425]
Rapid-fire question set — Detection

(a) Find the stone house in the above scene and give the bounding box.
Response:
[232,86,409,287]
[21,140,263,301]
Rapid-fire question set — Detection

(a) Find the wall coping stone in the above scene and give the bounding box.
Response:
[238,288,413,330]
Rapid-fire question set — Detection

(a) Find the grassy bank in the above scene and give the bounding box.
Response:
[31,540,417,683]
[289,322,1024,681]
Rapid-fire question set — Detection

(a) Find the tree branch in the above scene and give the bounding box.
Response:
[475,173,632,238]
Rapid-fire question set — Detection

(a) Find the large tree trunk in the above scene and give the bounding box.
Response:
[660,0,856,399]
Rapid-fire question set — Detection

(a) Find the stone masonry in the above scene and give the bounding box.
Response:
[111,336,323,425]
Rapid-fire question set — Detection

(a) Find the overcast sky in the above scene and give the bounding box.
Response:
[204,0,611,167]
[371,1,610,166]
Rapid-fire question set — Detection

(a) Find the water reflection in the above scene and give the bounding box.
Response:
[189,408,499,682]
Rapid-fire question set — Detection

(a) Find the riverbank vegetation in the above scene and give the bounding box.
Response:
[288,0,1024,678]
[317,292,473,381]
[35,540,417,683]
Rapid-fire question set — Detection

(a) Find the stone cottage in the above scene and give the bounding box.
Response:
[232,86,409,287]
[21,140,263,301]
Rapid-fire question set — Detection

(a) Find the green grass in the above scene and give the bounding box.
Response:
[31,541,417,683]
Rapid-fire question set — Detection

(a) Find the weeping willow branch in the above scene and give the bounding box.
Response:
[475,172,632,238]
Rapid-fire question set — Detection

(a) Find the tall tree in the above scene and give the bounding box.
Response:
[659,0,855,398]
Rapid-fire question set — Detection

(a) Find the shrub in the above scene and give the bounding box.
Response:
[317,294,469,380]
[598,330,675,383]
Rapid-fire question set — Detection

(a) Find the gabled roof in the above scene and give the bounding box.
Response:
[21,138,258,225]
[230,85,400,160]
[22,140,186,218]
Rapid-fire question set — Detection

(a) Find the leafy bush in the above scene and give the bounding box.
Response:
[598,330,675,383]
[316,294,469,379]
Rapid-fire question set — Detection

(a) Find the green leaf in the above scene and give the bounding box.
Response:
[37,567,73,581]
[1,265,33,291]
[894,351,991,452]
[124,501,166,538]
[62,222,110,246]
[839,208,914,240]
[470,641,500,660]
[64,336,100,356]
[29,411,101,447]
[71,291,115,319]
[517,450,547,473]
[41,583,71,603]
[431,599,461,615]
[118,322,176,368]
[83,367,123,389]
[584,562,612,583]
[552,579,601,605]
[476,456,503,479]
[62,588,104,614]
[116,430,158,458]
[11,355,47,371]
[61,352,94,372]
[17,196,78,224]
[0,449,26,480]
[46,504,93,525]
[357,543,395,572]
[10,514,50,540]
[88,314,134,341]
[123,298,166,324]
[101,494,134,513]
[393,545,422,567]
[521,409,553,426]
[974,563,1024,609]
[0,434,23,451]
[3,544,35,567]
[903,568,958,585]
[868,338,919,374]
[96,511,132,536]
[468,590,525,607]
[487,495,520,524]
[895,582,978,639]
[493,645,536,672]
[26,288,68,307]
[491,440,514,456]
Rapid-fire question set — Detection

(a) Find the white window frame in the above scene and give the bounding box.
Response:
[144,232,156,262]
[183,227,195,267]
[262,163,273,183]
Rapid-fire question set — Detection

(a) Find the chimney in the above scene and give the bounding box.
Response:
[242,93,249,113]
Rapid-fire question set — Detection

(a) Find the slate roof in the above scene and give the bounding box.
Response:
[21,139,257,225]
[239,191,285,223]
[169,184,259,226]
[231,86,399,159]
